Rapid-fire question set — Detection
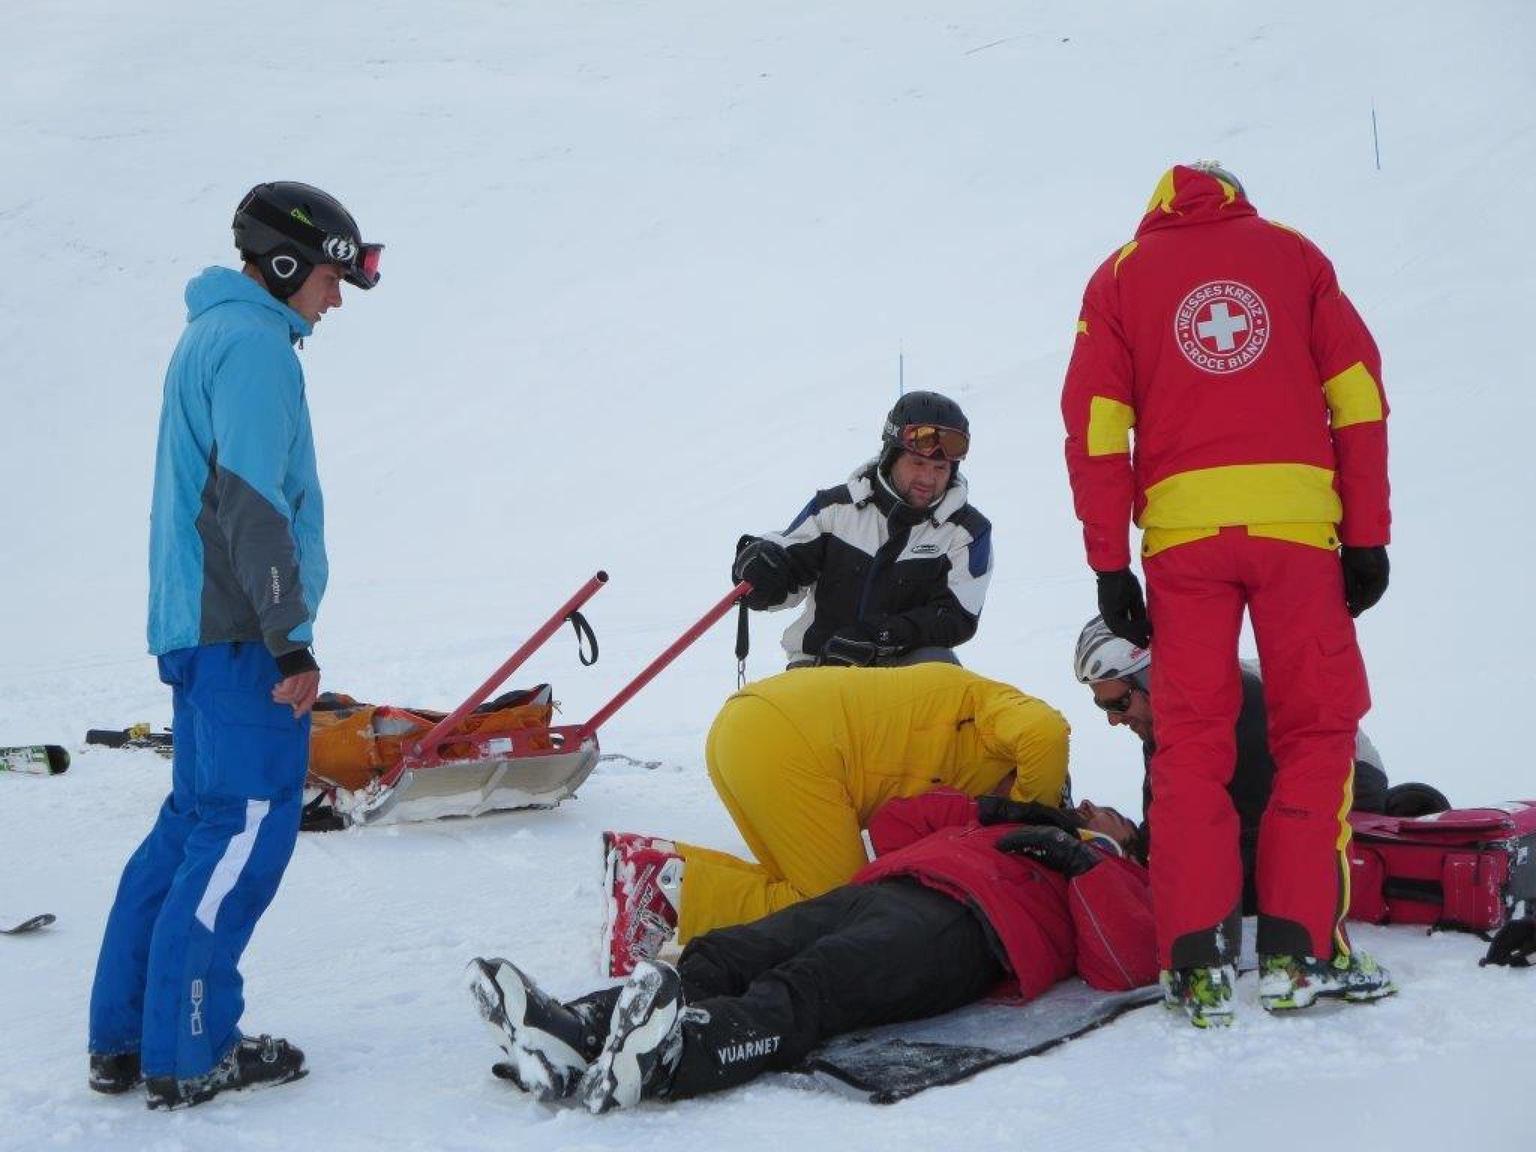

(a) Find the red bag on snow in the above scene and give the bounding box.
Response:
[1347,801,1536,933]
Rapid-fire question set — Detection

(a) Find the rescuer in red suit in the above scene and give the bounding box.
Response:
[1060,161,1395,1026]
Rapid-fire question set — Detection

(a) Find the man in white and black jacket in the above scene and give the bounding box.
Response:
[732,392,993,669]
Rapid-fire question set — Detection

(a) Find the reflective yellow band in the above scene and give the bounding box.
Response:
[1086,396,1136,457]
[1142,521,1339,558]
[1141,463,1342,529]
[1333,765,1356,958]
[1141,527,1219,557]
[1248,522,1339,550]
[1322,361,1384,429]
[1113,240,1139,276]
[1076,318,1088,335]
[1146,168,1178,215]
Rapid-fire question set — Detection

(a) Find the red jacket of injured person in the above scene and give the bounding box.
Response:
[854,789,1159,1000]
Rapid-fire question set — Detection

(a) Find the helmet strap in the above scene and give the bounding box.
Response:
[255,245,312,300]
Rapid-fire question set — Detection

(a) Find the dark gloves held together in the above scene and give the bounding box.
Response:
[732,539,793,609]
[1095,568,1151,649]
[994,826,1101,878]
[1480,916,1536,968]
[976,795,1082,835]
[816,617,917,668]
[1340,545,1390,618]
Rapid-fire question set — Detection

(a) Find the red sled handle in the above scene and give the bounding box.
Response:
[408,571,609,767]
[575,579,752,743]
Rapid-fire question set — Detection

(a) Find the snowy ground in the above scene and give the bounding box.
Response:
[2,2,1534,1150]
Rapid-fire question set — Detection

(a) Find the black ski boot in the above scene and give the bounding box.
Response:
[468,957,606,1102]
[144,1035,306,1110]
[88,1050,142,1094]
[578,960,685,1113]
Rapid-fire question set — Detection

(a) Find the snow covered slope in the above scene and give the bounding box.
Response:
[1,2,1533,1149]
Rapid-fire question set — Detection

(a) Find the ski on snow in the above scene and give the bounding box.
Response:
[0,914,56,935]
[0,745,70,775]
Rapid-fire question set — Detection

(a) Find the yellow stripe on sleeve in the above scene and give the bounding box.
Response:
[1086,396,1135,457]
[1322,362,1384,429]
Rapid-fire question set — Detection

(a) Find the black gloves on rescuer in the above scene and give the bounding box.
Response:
[1095,568,1151,648]
[976,796,1081,835]
[994,826,1100,878]
[732,539,792,609]
[817,617,918,668]
[1340,545,1390,618]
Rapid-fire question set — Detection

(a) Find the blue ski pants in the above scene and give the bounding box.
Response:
[88,643,309,1079]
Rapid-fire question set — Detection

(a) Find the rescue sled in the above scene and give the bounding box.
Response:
[324,571,748,827]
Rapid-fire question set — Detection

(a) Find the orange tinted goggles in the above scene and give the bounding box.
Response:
[897,423,969,461]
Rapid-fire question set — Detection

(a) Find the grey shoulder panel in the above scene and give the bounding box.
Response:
[198,445,312,654]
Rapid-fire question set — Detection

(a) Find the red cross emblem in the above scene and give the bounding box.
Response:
[1174,281,1271,374]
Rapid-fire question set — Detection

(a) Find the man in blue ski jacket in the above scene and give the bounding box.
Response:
[88,182,383,1110]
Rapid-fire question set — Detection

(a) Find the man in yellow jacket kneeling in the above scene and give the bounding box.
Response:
[602,663,1071,976]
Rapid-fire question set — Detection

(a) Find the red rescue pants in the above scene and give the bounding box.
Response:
[1144,529,1368,969]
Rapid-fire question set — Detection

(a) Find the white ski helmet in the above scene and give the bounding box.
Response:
[1073,616,1151,684]
[1188,159,1245,198]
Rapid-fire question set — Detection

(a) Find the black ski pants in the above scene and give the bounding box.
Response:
[664,878,1005,1100]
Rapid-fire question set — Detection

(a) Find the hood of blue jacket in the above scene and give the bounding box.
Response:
[184,266,313,342]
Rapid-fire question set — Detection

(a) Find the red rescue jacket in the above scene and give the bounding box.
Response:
[853,789,1158,999]
[1062,165,1390,571]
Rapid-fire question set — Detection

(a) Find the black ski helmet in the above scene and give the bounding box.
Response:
[880,390,970,473]
[232,181,382,300]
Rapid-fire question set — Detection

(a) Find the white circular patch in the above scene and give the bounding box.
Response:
[1173,280,1270,374]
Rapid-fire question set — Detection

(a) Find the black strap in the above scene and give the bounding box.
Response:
[735,601,750,688]
[569,610,599,666]
[242,192,333,250]
[734,533,754,688]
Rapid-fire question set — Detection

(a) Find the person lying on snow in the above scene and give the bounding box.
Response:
[597,663,1072,976]
[469,790,1150,1113]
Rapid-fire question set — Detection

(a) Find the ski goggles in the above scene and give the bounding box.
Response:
[344,243,384,290]
[894,423,969,461]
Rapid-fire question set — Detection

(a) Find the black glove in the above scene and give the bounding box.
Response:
[1480,916,1536,968]
[867,615,919,654]
[1095,568,1151,648]
[817,625,889,667]
[1341,545,1389,618]
[976,795,1082,834]
[994,826,1100,877]
[732,539,792,609]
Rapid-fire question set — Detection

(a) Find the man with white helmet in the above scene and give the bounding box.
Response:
[1072,616,1391,921]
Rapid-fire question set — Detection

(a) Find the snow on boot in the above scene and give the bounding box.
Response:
[578,960,684,1114]
[88,1050,142,1095]
[1258,950,1397,1012]
[1160,964,1237,1028]
[144,1034,306,1110]
[466,957,600,1102]
[601,832,683,978]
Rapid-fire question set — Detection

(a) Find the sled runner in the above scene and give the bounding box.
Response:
[329,572,750,827]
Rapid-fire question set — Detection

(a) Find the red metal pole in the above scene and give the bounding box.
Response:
[576,579,752,742]
[409,571,609,763]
